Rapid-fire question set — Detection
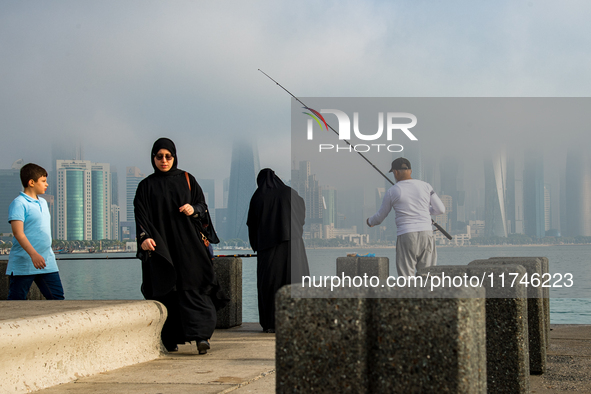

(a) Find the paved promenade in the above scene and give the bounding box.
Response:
[33,323,591,393]
[37,323,275,394]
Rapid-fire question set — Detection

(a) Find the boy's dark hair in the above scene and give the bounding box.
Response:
[20,163,48,188]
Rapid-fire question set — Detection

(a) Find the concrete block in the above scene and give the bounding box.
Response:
[276,284,486,393]
[490,256,550,349]
[336,256,389,284]
[368,286,486,394]
[276,286,369,394]
[419,264,530,393]
[1,260,47,300]
[213,257,242,329]
[0,300,166,393]
[471,258,547,374]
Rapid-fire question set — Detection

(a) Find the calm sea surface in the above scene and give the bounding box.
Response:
[57,245,591,324]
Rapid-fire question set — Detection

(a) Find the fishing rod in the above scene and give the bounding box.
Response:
[258,69,453,241]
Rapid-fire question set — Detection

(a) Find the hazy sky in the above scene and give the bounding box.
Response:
[1,1,590,216]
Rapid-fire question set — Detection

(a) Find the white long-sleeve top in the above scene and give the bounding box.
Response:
[368,179,446,237]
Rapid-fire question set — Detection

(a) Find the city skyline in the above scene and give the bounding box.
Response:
[0,141,586,241]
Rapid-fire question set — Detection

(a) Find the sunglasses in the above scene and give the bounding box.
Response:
[155,154,173,161]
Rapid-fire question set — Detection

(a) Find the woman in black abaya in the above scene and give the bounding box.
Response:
[134,138,228,354]
[247,168,310,333]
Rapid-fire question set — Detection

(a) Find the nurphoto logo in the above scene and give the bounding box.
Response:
[303,107,418,153]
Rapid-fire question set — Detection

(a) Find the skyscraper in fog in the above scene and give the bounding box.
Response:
[111,166,119,206]
[55,160,112,240]
[565,148,591,236]
[126,167,145,221]
[0,163,23,234]
[225,140,259,241]
[197,178,216,228]
[91,163,111,240]
[292,161,323,238]
[544,183,552,232]
[506,152,524,234]
[523,151,545,239]
[484,153,508,237]
[439,157,466,231]
[56,160,92,240]
[322,186,337,227]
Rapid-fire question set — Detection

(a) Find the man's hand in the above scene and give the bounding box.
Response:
[179,204,194,216]
[31,252,46,269]
[141,238,157,251]
[366,218,373,228]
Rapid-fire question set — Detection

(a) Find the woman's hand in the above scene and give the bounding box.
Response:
[179,204,195,216]
[141,238,157,251]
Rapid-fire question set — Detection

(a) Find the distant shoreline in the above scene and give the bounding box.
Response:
[303,243,591,250]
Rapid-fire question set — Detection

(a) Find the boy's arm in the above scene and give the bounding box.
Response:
[10,220,46,269]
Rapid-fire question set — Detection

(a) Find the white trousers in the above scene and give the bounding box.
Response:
[395,230,437,278]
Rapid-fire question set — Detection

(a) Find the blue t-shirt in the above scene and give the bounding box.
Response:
[6,192,58,276]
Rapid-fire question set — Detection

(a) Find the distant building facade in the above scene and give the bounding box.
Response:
[126,167,145,222]
[225,141,259,241]
[56,160,93,240]
[565,147,591,236]
[0,167,22,234]
[484,153,508,237]
[523,151,545,239]
[55,160,112,240]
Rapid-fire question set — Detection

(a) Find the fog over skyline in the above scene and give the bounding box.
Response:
[2,1,591,220]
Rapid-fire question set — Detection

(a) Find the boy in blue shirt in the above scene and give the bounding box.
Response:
[6,163,64,300]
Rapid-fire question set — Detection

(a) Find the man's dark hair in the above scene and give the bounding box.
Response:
[20,163,48,188]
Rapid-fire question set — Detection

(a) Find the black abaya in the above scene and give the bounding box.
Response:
[247,168,310,331]
[135,138,228,348]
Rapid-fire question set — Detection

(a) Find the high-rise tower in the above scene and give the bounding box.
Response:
[56,160,93,240]
[523,151,545,239]
[484,153,508,237]
[225,140,260,241]
[126,167,145,222]
[565,147,591,236]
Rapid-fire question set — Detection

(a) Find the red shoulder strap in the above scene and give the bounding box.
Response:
[185,172,191,191]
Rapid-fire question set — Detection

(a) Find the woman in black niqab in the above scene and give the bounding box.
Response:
[247,168,310,333]
[134,137,228,353]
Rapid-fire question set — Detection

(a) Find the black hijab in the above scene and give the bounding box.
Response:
[247,168,305,252]
[150,137,184,177]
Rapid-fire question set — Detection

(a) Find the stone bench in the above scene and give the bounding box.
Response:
[0,300,166,393]
[276,285,486,393]
[419,264,530,393]
[213,257,242,329]
[471,258,547,374]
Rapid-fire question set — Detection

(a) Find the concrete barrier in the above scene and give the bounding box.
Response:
[419,264,530,393]
[490,256,550,349]
[213,257,242,329]
[471,258,547,374]
[0,300,166,393]
[336,256,389,285]
[276,285,486,393]
[0,260,44,300]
